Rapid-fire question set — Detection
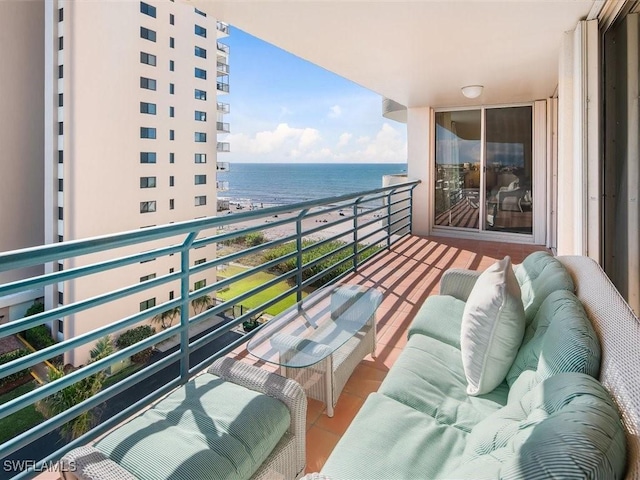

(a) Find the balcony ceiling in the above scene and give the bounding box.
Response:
[195,1,596,108]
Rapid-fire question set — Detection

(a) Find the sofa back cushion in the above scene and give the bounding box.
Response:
[514,251,574,324]
[505,289,600,398]
[443,373,627,479]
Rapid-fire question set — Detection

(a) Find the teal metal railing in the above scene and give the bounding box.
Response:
[0,180,418,478]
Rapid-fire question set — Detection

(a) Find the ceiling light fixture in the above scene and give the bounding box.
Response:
[461,85,484,99]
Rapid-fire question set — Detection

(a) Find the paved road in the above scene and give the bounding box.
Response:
[0,320,242,480]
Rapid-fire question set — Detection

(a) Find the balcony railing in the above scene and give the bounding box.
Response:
[216,21,230,35]
[217,142,230,152]
[217,102,230,114]
[217,161,230,172]
[217,42,230,55]
[217,122,230,133]
[216,180,230,191]
[217,82,230,93]
[0,181,419,477]
[217,62,230,75]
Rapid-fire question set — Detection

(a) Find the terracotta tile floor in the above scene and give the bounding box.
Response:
[231,234,548,474]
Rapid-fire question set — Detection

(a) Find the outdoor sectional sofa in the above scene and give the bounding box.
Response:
[306,252,640,479]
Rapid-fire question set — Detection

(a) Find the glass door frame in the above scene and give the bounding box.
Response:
[430,101,547,244]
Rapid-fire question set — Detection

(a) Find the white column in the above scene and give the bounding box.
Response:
[406,107,432,237]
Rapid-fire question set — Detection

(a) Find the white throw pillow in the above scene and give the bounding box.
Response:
[460,256,525,396]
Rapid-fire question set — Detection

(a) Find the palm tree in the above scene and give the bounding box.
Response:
[151,307,181,329]
[191,293,213,314]
[36,336,112,440]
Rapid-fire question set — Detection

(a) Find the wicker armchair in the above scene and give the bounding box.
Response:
[59,357,307,480]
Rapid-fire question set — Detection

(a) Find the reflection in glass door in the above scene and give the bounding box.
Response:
[434,106,533,235]
[484,107,532,234]
[434,110,482,229]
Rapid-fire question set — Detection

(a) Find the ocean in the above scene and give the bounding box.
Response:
[218,163,407,206]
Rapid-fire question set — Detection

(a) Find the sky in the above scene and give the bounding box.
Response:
[219,27,407,164]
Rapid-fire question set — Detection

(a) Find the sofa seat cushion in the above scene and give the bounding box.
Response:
[506,289,600,400]
[378,334,507,432]
[94,372,290,480]
[322,393,467,479]
[514,251,574,324]
[442,373,627,479]
[407,294,466,348]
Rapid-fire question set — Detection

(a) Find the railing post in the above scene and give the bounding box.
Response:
[409,186,416,235]
[296,209,309,302]
[353,197,363,271]
[386,191,393,250]
[180,232,198,383]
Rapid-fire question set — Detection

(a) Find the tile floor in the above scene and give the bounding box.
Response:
[231,234,549,474]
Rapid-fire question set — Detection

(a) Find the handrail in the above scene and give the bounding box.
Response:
[0,179,419,478]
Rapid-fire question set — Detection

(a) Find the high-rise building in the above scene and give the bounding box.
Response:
[0,0,230,365]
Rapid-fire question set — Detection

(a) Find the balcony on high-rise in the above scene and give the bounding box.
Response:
[217,141,230,153]
[216,122,230,134]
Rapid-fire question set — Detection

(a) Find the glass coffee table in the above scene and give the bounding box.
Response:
[247,284,383,417]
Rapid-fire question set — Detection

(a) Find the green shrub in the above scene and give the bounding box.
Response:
[25,302,44,317]
[23,325,55,350]
[0,350,31,388]
[116,326,156,364]
[220,232,266,247]
[262,239,381,287]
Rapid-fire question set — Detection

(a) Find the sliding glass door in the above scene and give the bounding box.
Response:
[434,106,533,236]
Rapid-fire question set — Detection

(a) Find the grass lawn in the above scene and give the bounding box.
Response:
[0,381,44,444]
[217,265,306,316]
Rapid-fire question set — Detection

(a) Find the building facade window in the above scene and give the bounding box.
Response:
[58,36,63,50]
[140,127,157,139]
[58,122,63,135]
[140,298,156,311]
[194,67,207,79]
[140,102,156,114]
[58,65,63,78]
[194,153,206,163]
[58,235,63,243]
[58,93,63,107]
[140,176,156,188]
[140,152,157,163]
[194,132,206,142]
[58,179,63,191]
[140,201,156,213]
[169,106,175,117]
[195,8,206,16]
[169,291,174,300]
[194,111,206,121]
[169,129,175,140]
[169,175,175,187]
[169,83,175,94]
[140,273,156,282]
[58,292,64,305]
[58,8,63,21]
[140,1,156,17]
[140,76,157,90]
[169,60,175,71]
[169,198,174,210]
[193,279,206,290]
[194,89,206,100]
[58,207,63,220]
[195,195,207,206]
[140,52,156,66]
[169,13,174,25]
[195,25,206,37]
[194,174,206,185]
[169,37,175,48]
[58,150,63,164]
[194,46,207,58]
[140,27,156,42]
[169,152,175,163]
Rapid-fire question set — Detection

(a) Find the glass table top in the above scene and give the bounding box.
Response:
[246,284,383,368]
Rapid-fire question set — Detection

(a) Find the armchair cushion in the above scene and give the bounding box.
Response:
[93,372,290,480]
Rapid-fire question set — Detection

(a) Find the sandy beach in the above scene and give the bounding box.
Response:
[220,199,387,243]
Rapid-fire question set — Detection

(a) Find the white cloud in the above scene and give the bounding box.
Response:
[225,123,321,157]
[328,105,342,118]
[337,132,352,148]
[356,136,370,145]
